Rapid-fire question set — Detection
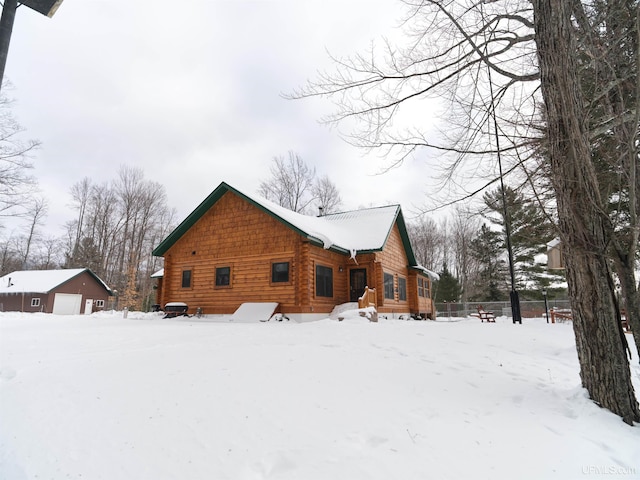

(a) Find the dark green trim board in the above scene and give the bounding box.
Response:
[152,182,421,270]
[153,182,335,256]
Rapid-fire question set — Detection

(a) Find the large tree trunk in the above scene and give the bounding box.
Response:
[614,255,640,359]
[531,0,639,425]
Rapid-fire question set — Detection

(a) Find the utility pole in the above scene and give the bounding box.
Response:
[480,0,522,324]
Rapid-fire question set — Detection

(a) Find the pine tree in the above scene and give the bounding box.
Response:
[433,263,461,302]
[482,186,564,296]
[469,224,507,302]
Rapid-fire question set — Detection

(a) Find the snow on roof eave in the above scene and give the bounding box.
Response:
[306,239,383,258]
[0,269,81,294]
[411,265,440,281]
[151,268,164,278]
[0,268,113,295]
[547,238,561,248]
[240,190,400,252]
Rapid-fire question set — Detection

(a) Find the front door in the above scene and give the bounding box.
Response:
[349,268,367,302]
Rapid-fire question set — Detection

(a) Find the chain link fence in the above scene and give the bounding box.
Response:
[435,300,571,319]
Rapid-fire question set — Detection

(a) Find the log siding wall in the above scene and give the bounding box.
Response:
[161,192,350,315]
[159,191,434,318]
[161,193,302,314]
[375,225,411,314]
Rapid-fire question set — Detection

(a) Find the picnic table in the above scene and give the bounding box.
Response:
[476,305,495,323]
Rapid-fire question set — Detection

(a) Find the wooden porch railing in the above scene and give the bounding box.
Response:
[358,286,377,309]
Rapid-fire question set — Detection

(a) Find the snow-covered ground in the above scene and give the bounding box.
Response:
[1,310,638,480]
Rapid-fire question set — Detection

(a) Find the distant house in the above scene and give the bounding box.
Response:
[0,268,113,315]
[152,182,438,321]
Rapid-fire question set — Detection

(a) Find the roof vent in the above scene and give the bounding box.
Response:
[318,206,324,217]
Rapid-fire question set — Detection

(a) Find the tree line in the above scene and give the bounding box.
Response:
[0,92,175,310]
[0,161,175,311]
[408,186,565,304]
[2,131,561,314]
[63,166,176,310]
[0,142,345,311]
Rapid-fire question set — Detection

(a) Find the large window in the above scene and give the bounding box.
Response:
[384,272,394,299]
[181,269,192,288]
[216,266,231,287]
[417,277,431,298]
[31,298,40,307]
[398,277,407,301]
[271,262,290,283]
[315,264,333,297]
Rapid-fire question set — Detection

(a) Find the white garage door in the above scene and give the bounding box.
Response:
[52,293,83,315]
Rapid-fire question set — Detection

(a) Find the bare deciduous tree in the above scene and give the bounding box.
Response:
[0,90,39,221]
[69,177,91,261]
[407,216,442,271]
[65,166,174,311]
[20,196,47,268]
[450,208,481,303]
[312,175,342,214]
[259,151,317,213]
[0,233,20,275]
[32,235,62,270]
[259,152,344,215]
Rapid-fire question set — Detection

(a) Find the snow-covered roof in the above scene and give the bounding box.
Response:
[547,238,561,249]
[153,182,422,267]
[412,265,440,281]
[250,194,402,253]
[0,268,113,295]
[151,268,164,278]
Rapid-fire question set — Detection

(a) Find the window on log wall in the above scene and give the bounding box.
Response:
[215,266,231,287]
[181,269,192,288]
[315,265,333,297]
[271,262,290,283]
[384,272,394,300]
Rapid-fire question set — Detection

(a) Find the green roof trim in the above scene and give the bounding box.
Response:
[393,208,418,267]
[153,182,420,266]
[153,182,345,257]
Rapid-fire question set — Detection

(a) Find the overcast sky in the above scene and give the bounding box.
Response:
[5,0,445,237]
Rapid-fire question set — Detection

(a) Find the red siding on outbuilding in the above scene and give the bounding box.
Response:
[0,270,111,314]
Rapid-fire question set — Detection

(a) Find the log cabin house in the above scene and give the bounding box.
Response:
[152,182,438,321]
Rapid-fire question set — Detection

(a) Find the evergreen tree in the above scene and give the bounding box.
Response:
[482,186,564,296]
[433,263,461,302]
[469,224,507,302]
